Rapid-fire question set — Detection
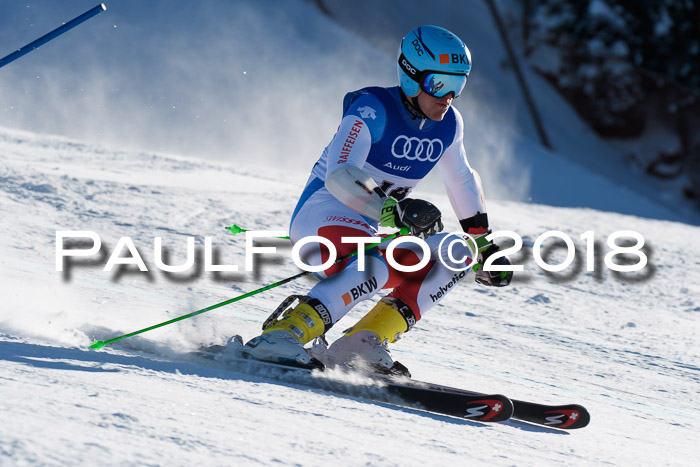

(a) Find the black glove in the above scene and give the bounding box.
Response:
[459,212,512,287]
[475,244,513,287]
[380,197,443,239]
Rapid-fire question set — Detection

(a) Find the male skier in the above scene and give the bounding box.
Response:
[242,25,512,374]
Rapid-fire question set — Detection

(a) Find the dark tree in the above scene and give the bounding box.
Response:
[521,0,700,198]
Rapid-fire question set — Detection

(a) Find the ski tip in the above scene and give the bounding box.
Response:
[542,404,591,429]
[565,404,591,429]
[473,394,514,422]
[89,339,106,350]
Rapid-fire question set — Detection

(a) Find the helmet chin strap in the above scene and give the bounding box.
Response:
[399,89,427,120]
[411,95,427,117]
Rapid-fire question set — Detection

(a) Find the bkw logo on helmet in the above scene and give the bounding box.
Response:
[439,53,469,65]
[391,135,444,162]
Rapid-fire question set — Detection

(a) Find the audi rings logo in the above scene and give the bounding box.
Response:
[391,136,444,162]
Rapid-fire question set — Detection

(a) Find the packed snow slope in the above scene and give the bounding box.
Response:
[1,1,699,465]
[1,127,699,465]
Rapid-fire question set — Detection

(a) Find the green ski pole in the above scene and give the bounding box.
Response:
[89,270,309,350]
[226,223,289,239]
[90,227,409,350]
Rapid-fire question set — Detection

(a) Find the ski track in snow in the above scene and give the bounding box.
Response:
[1,127,699,465]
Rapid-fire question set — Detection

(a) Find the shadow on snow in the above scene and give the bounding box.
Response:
[0,336,568,434]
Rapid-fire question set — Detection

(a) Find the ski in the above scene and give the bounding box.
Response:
[512,400,589,430]
[192,346,513,423]
[192,344,588,429]
[394,379,590,429]
[380,381,513,422]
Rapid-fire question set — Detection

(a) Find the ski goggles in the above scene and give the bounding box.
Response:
[420,71,468,98]
[398,53,469,98]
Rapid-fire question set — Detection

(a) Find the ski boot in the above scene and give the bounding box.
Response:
[242,296,331,367]
[321,297,416,378]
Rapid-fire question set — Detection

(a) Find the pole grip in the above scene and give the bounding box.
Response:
[0,3,107,69]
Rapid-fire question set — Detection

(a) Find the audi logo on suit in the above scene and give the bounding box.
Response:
[391,135,444,162]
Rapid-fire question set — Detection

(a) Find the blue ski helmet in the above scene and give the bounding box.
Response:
[397,25,472,98]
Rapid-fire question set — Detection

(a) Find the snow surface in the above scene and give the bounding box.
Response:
[2,127,699,465]
[1,1,699,465]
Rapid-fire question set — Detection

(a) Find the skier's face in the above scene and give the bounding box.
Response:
[417,91,453,121]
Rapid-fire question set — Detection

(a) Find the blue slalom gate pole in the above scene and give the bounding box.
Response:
[0,3,107,69]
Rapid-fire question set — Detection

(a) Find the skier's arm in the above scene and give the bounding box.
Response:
[437,112,486,223]
[325,163,386,220]
[437,138,491,251]
[322,111,388,220]
[438,111,512,286]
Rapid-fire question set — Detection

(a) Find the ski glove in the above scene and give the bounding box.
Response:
[474,244,513,287]
[459,212,512,287]
[380,197,443,239]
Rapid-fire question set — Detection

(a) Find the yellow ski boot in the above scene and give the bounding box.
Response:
[243,296,331,366]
